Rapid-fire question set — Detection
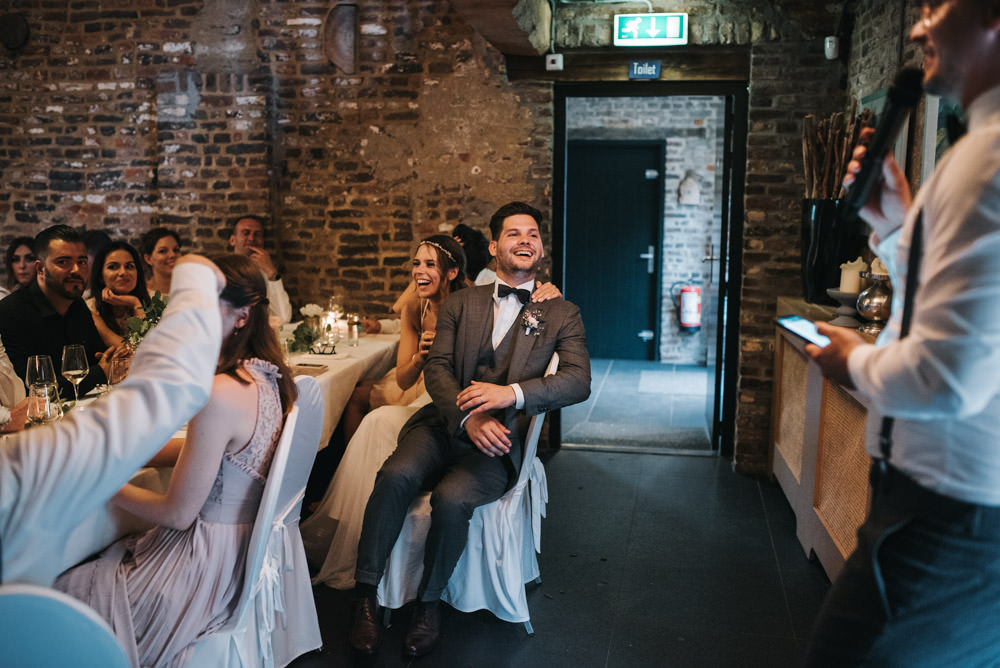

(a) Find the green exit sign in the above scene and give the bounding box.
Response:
[613,13,688,47]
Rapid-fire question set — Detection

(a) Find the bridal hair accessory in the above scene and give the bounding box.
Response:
[418,240,456,265]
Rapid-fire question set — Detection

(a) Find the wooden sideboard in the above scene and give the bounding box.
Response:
[770,297,874,581]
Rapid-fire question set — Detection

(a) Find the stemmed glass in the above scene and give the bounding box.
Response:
[25,354,61,424]
[61,344,90,405]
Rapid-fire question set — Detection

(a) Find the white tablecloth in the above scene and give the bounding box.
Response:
[288,333,398,449]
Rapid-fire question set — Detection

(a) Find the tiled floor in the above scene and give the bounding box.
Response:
[562,360,712,452]
[292,450,830,667]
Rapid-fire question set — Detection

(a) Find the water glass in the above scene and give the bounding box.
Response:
[109,356,132,385]
[346,312,360,347]
[26,383,61,425]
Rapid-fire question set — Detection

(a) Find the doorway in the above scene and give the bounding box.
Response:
[553,83,746,456]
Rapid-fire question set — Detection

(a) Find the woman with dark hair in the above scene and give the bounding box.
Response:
[141,227,181,297]
[56,253,297,667]
[2,236,36,299]
[87,241,151,347]
[452,223,494,285]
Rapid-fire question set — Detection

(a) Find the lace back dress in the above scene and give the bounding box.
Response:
[55,359,284,668]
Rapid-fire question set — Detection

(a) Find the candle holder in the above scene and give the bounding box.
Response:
[857,271,892,335]
[826,288,862,328]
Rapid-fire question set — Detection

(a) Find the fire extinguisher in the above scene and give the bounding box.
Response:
[671,282,702,332]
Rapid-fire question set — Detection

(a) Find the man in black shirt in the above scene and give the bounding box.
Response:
[0,225,108,397]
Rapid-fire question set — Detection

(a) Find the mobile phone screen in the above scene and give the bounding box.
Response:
[776,315,830,348]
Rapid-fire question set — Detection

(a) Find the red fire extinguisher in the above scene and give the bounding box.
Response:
[671,283,702,332]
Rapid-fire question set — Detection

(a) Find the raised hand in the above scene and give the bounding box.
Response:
[843,127,912,241]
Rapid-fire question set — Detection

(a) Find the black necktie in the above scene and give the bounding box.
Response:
[497,284,531,305]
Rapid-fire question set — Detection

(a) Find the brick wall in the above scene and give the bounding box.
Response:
[566,95,725,364]
[0,0,553,317]
[0,0,889,474]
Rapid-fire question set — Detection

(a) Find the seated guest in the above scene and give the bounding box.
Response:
[452,223,495,286]
[0,254,225,584]
[229,215,293,324]
[55,253,297,666]
[349,201,591,657]
[88,241,151,348]
[1,236,36,300]
[0,225,110,397]
[141,227,181,298]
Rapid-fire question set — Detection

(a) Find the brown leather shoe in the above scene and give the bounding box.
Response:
[348,596,380,654]
[403,602,441,657]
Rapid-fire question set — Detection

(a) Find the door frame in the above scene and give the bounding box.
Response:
[551,81,748,457]
[565,138,665,361]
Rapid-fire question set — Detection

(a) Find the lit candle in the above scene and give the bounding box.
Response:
[839,256,867,293]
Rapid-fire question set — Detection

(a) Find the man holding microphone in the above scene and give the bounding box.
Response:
[803,1,1000,665]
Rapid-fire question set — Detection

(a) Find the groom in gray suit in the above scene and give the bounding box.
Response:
[349,201,591,657]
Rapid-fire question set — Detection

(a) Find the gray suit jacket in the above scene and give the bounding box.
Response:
[399,284,591,480]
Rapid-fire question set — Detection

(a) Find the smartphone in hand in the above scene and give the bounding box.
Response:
[776,315,831,348]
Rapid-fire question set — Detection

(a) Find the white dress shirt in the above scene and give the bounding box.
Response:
[493,279,535,409]
[266,274,293,324]
[847,84,1000,505]
[0,262,223,584]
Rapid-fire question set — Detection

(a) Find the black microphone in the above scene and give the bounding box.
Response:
[841,67,924,223]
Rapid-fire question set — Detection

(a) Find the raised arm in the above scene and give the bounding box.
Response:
[0,255,224,584]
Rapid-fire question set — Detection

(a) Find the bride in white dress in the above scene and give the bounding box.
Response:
[301,235,466,589]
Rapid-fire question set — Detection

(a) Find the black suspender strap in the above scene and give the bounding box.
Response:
[878,210,924,463]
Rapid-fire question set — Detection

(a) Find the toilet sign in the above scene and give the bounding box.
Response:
[613,13,688,47]
[628,60,661,80]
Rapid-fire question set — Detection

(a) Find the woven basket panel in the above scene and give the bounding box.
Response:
[774,339,807,482]
[815,382,870,558]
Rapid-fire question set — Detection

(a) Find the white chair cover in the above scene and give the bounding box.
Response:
[187,401,306,668]
[377,353,558,627]
[270,376,324,666]
[0,583,130,667]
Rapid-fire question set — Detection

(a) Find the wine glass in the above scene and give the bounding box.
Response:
[25,354,57,390]
[61,344,90,405]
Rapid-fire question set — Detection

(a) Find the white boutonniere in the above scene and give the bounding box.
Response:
[522,308,545,336]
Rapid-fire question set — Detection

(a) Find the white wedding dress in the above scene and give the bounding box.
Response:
[301,393,431,589]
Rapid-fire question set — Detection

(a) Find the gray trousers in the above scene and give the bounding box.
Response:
[354,420,510,601]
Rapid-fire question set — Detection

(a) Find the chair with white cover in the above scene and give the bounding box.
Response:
[0,583,130,668]
[377,352,559,635]
[187,375,324,668]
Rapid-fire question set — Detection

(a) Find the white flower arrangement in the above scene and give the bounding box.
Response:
[300,303,324,318]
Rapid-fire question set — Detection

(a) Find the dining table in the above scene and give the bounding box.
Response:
[286,332,399,449]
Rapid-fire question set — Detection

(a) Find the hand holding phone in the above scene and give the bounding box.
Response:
[776,315,831,348]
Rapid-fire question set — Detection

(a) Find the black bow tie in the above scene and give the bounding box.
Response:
[497,284,531,305]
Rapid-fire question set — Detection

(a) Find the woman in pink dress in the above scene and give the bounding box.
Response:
[56,253,297,667]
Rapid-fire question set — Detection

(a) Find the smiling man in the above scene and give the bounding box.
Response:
[0,225,108,397]
[228,215,292,324]
[348,201,591,658]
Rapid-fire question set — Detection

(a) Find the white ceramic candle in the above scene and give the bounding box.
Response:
[839,256,867,293]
